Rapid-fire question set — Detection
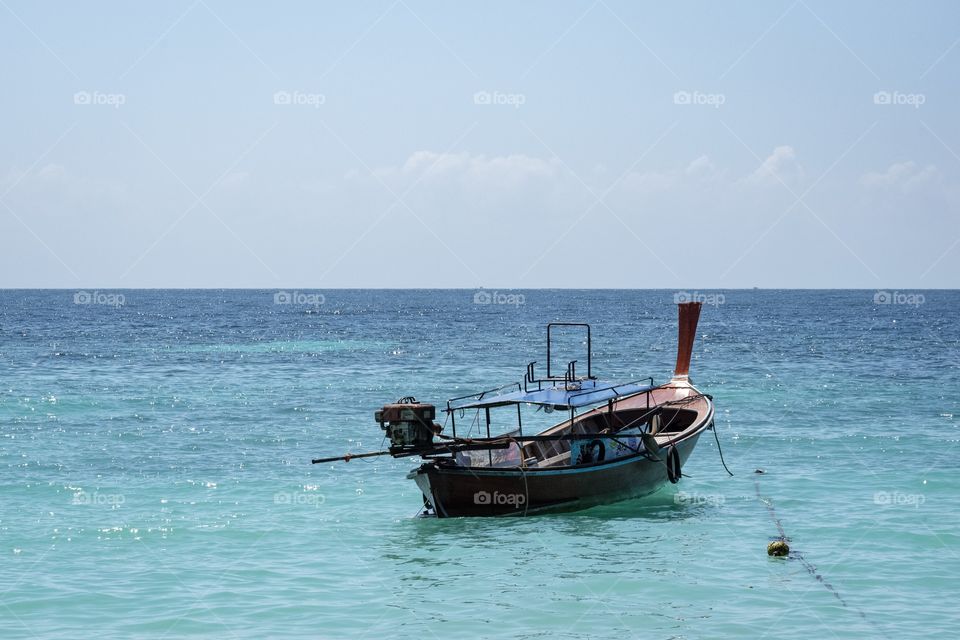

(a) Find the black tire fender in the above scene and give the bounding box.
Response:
[589,439,605,462]
[666,445,682,484]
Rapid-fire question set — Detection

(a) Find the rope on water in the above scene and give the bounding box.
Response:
[754,477,889,638]
[711,420,734,476]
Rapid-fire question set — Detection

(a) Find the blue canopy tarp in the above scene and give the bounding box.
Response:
[448,379,653,411]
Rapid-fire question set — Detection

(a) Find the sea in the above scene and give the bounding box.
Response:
[0,289,957,639]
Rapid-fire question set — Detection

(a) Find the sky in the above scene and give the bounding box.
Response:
[1,0,958,288]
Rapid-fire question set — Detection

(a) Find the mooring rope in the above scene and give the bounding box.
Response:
[753,477,888,637]
[712,422,734,476]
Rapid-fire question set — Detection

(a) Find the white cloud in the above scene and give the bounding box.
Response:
[35,163,67,180]
[1,163,65,189]
[345,150,591,219]
[685,154,715,176]
[618,155,719,195]
[619,168,681,194]
[379,151,565,189]
[356,148,808,203]
[610,148,806,197]
[2,163,127,203]
[744,145,803,186]
[861,161,939,192]
[357,150,734,200]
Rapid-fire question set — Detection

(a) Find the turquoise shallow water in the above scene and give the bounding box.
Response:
[1,289,957,638]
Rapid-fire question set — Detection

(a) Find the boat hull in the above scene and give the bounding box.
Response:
[411,430,705,517]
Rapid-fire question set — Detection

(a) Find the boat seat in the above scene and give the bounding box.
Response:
[534,451,571,468]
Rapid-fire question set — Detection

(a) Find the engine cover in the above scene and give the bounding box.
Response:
[375,397,439,450]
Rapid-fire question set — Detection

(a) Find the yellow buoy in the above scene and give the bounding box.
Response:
[767,540,789,557]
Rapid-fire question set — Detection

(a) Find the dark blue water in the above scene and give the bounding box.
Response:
[1,290,957,638]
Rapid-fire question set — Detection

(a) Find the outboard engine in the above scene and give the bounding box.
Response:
[375,397,441,451]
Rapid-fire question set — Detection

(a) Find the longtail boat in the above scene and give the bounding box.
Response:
[313,302,715,517]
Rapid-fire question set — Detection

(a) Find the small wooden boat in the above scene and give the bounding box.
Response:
[313,302,714,517]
